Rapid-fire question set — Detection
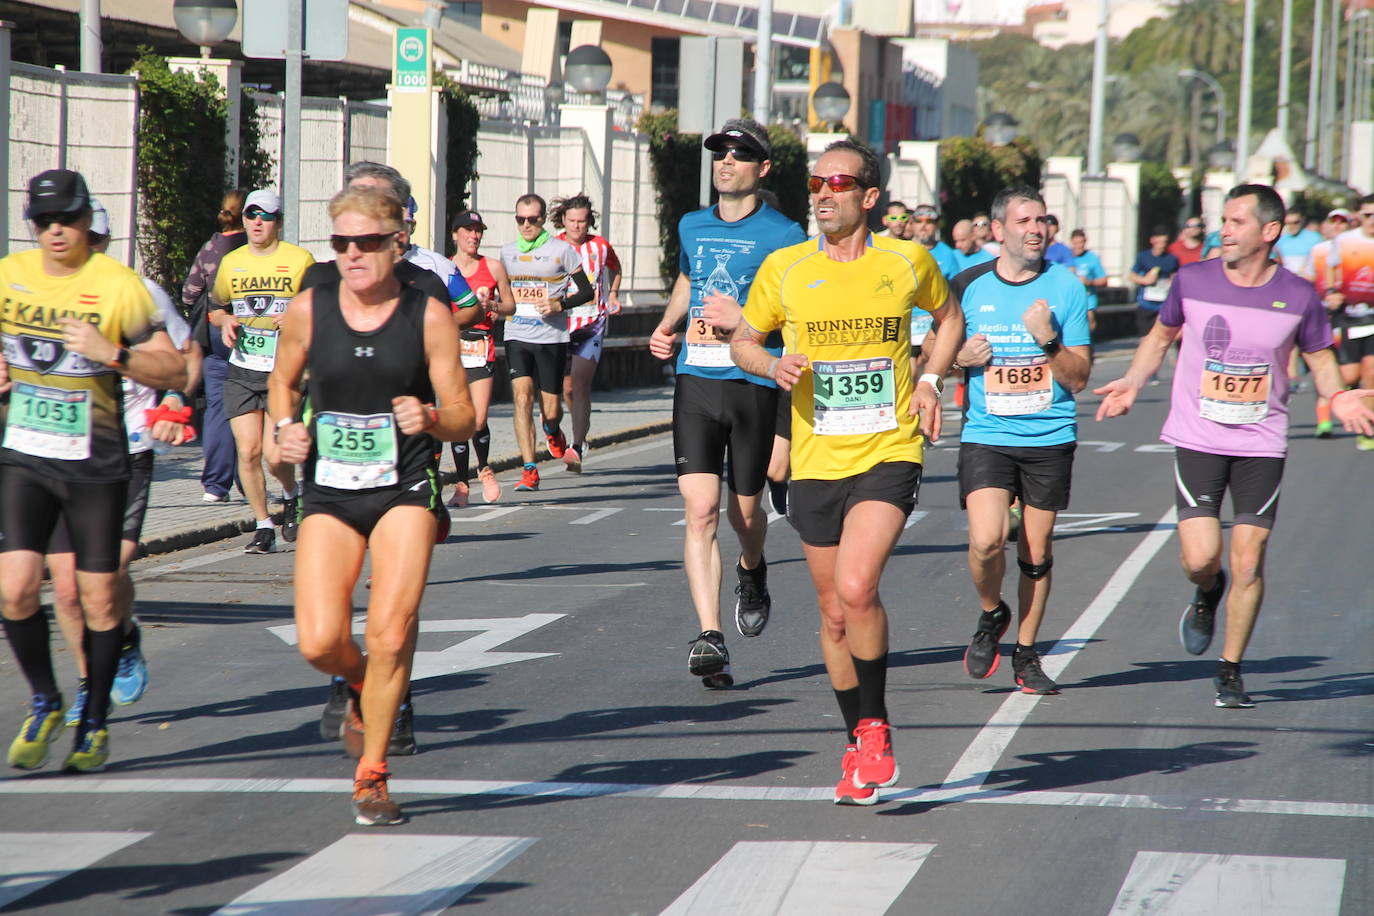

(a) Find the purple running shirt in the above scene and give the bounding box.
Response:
[1157,258,1332,458]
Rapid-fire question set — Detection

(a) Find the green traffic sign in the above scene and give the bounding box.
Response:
[395,28,429,92]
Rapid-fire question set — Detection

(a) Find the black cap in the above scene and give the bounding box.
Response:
[26,169,90,219]
[451,209,486,231]
[704,117,771,160]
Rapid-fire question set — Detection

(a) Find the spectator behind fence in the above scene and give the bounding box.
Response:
[183,189,249,503]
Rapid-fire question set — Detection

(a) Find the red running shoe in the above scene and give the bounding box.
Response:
[852,718,899,789]
[515,466,540,491]
[834,744,878,806]
[545,427,568,458]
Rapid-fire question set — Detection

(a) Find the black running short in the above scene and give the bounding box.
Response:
[0,464,125,572]
[300,475,439,539]
[775,387,792,441]
[1135,306,1161,338]
[505,339,567,395]
[48,450,155,553]
[788,461,922,547]
[1337,327,1374,364]
[672,373,778,496]
[958,441,1076,511]
[1174,446,1284,529]
[223,372,269,419]
[465,362,494,383]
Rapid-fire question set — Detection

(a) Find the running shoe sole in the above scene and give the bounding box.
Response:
[963,607,1012,679]
[700,671,735,689]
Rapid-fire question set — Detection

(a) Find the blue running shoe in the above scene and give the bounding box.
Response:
[111,622,148,706]
[8,693,64,770]
[64,680,89,728]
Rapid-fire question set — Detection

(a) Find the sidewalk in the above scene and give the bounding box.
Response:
[138,383,675,556]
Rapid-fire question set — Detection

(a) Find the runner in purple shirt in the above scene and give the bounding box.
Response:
[1096,184,1374,709]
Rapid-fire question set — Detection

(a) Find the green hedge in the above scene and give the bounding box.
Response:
[638,111,809,288]
[129,50,230,297]
[937,135,1043,237]
[437,71,481,254]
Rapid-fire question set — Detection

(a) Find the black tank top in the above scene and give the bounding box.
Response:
[305,279,436,491]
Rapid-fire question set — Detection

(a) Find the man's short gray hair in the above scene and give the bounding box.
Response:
[343,161,410,205]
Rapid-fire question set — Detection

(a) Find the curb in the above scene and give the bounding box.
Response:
[136,420,674,560]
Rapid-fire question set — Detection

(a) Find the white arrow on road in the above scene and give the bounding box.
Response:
[266,613,565,680]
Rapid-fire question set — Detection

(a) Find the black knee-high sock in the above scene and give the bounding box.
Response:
[451,441,471,482]
[1,614,58,699]
[473,424,491,469]
[832,686,861,743]
[852,654,889,722]
[82,628,123,728]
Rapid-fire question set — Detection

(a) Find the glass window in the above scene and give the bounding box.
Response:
[651,36,680,111]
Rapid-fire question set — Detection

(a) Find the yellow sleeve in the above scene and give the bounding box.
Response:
[741,249,786,334]
[118,270,160,345]
[211,249,234,305]
[913,247,949,314]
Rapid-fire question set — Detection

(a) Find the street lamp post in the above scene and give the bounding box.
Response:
[811,81,850,131]
[983,111,1019,147]
[173,0,238,55]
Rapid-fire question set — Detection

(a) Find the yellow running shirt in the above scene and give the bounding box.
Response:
[742,235,948,480]
[0,249,161,481]
[212,241,315,377]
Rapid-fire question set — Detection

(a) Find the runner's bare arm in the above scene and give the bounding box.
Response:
[1023,299,1091,393]
[60,318,187,391]
[1306,347,1374,435]
[488,259,516,317]
[410,297,476,442]
[266,290,313,464]
[729,318,807,391]
[649,273,692,360]
[1094,319,1181,419]
[914,294,963,441]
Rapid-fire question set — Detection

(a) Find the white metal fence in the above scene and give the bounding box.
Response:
[1079,176,1134,282]
[7,63,139,265]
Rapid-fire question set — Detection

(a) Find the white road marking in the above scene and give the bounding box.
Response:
[449,506,524,523]
[1052,511,1140,533]
[267,614,565,680]
[569,507,623,525]
[1134,443,1174,453]
[938,507,1178,792]
[0,831,150,908]
[139,548,243,579]
[213,834,535,916]
[486,581,646,588]
[3,778,1369,822]
[1108,851,1345,914]
[1078,440,1125,452]
[659,841,935,916]
[903,510,929,530]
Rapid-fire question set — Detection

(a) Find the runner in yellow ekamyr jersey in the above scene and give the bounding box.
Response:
[210,189,315,553]
[732,139,962,806]
[1,169,187,773]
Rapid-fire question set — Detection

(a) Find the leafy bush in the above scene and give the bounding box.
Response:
[1138,161,1183,248]
[436,71,481,251]
[938,135,1043,233]
[129,49,229,296]
[238,88,274,192]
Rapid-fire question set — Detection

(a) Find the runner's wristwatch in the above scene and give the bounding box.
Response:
[918,373,944,396]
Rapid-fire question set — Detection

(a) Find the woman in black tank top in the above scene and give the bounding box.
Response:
[268,186,474,826]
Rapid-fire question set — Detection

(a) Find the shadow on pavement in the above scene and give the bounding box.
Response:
[1066,655,1328,691]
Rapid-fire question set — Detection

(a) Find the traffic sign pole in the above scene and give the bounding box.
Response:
[283,0,303,242]
[389,28,435,247]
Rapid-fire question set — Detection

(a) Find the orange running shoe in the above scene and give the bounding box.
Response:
[352,765,404,826]
[545,427,568,458]
[515,465,540,491]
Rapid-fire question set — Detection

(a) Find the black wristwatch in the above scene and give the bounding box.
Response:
[1039,336,1062,357]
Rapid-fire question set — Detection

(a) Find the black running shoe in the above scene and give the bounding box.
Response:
[244,527,276,554]
[733,561,771,638]
[1180,570,1227,656]
[340,688,365,759]
[688,630,733,688]
[281,496,299,543]
[768,478,789,516]
[320,676,349,741]
[1214,661,1254,708]
[1012,646,1059,695]
[388,700,417,756]
[963,601,1011,679]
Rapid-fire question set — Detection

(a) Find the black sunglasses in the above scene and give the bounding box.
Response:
[33,211,85,230]
[329,231,397,254]
[245,209,281,222]
[711,147,761,163]
[515,215,544,225]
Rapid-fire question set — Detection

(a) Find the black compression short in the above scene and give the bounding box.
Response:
[958,441,1076,511]
[1,464,125,572]
[48,450,155,553]
[300,475,440,539]
[672,374,778,496]
[788,461,921,547]
[1174,446,1284,528]
[505,339,567,395]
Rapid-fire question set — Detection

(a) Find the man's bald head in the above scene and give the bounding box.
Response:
[951,218,977,253]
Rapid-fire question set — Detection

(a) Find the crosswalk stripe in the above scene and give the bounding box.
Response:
[213,834,535,915]
[1109,851,1346,914]
[0,831,151,909]
[659,841,935,915]
[448,506,524,523]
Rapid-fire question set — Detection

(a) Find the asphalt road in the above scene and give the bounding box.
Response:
[1,352,1370,915]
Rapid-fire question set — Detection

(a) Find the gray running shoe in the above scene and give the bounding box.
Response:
[1180,570,1227,656]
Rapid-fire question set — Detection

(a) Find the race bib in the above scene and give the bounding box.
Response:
[230,325,279,372]
[3,383,91,460]
[512,280,549,319]
[1199,359,1270,425]
[460,335,489,369]
[985,356,1053,416]
[1142,277,1171,302]
[314,411,398,490]
[812,358,897,435]
[683,305,733,368]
